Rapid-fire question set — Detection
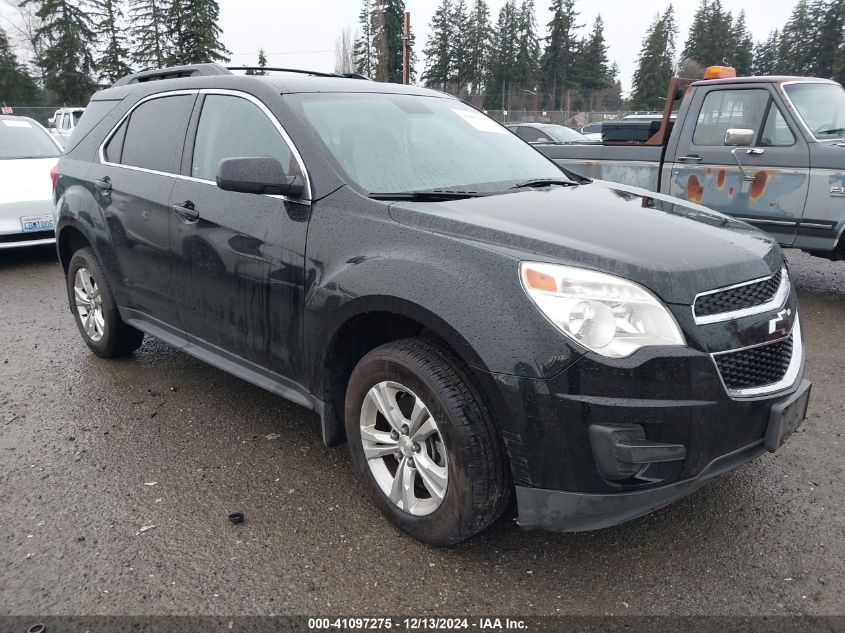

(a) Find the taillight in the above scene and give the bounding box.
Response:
[50,164,58,193]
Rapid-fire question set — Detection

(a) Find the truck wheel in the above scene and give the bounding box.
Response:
[345,338,511,546]
[67,248,144,358]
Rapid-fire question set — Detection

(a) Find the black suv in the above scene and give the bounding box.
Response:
[55,64,811,546]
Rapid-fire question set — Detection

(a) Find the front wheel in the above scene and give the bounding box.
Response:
[345,338,511,546]
[67,248,144,357]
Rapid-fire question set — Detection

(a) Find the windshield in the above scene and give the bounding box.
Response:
[292,93,564,194]
[0,118,61,160]
[783,82,845,139]
[543,125,586,143]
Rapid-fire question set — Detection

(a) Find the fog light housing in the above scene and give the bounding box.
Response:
[589,424,687,481]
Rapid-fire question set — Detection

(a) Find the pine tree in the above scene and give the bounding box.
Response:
[484,0,519,109]
[753,30,780,75]
[371,0,408,82]
[21,0,96,103]
[245,48,268,75]
[90,0,131,83]
[808,0,845,77]
[629,6,677,111]
[129,0,170,69]
[354,0,374,77]
[778,0,816,74]
[579,15,611,108]
[513,0,540,100]
[450,0,470,92]
[729,10,754,75]
[682,0,734,68]
[465,0,492,98]
[540,0,580,110]
[421,0,453,90]
[0,25,39,103]
[168,0,230,65]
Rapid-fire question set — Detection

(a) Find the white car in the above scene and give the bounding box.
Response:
[49,107,85,147]
[0,115,62,249]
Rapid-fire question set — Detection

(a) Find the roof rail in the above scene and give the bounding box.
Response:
[113,63,232,87]
[226,66,371,80]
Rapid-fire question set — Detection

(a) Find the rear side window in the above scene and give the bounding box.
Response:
[104,118,128,163]
[119,95,194,174]
[191,94,300,182]
[693,89,769,146]
[65,100,120,153]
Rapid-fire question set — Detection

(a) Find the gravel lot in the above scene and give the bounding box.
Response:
[0,245,843,616]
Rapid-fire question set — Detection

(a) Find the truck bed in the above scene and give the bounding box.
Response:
[539,143,665,191]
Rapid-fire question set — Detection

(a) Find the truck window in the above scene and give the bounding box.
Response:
[693,89,769,146]
[760,105,795,147]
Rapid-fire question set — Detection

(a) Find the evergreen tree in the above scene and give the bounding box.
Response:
[129,0,170,69]
[0,25,39,103]
[354,0,374,77]
[513,0,540,99]
[90,0,132,83]
[21,0,96,103]
[245,48,268,75]
[808,0,845,77]
[629,5,677,111]
[450,0,470,91]
[168,0,230,65]
[682,0,733,68]
[371,0,408,82]
[729,10,754,75]
[579,15,611,108]
[484,0,519,109]
[753,29,780,75]
[421,0,453,90]
[465,0,492,97]
[778,0,816,74]
[540,0,580,110]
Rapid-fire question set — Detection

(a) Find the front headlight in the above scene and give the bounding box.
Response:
[520,262,685,358]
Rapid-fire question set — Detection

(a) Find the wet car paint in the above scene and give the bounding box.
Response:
[53,74,806,529]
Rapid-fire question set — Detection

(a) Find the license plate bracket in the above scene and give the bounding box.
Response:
[765,380,811,452]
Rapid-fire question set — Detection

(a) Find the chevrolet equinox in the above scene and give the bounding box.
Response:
[54,64,811,546]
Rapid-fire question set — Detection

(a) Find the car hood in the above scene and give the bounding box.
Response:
[0,158,58,203]
[388,180,781,305]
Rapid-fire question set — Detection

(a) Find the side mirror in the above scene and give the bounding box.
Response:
[724,128,755,147]
[216,156,304,197]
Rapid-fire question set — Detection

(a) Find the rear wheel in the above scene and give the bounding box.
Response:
[67,248,144,357]
[345,338,511,546]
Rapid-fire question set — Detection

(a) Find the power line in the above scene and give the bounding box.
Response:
[228,49,334,56]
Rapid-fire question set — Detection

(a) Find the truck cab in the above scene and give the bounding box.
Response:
[540,68,845,260]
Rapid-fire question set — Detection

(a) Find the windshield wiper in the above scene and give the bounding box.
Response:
[368,189,485,201]
[818,128,845,136]
[510,178,579,190]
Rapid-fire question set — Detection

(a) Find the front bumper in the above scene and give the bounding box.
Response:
[516,439,767,532]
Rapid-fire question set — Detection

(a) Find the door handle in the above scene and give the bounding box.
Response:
[171,201,199,222]
[94,177,112,192]
[746,148,765,155]
[677,155,703,163]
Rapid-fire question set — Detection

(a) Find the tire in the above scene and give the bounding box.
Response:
[345,337,511,546]
[66,247,144,358]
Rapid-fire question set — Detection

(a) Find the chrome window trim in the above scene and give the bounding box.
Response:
[735,217,797,227]
[779,80,844,143]
[710,314,803,399]
[692,267,790,325]
[97,88,312,205]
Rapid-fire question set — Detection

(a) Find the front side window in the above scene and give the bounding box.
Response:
[760,105,795,146]
[119,95,194,174]
[292,93,563,194]
[191,94,300,183]
[783,82,845,140]
[0,118,61,159]
[693,89,769,146]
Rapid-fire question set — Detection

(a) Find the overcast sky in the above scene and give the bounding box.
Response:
[1,0,796,95]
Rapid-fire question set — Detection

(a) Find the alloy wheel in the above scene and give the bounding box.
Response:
[73,267,105,343]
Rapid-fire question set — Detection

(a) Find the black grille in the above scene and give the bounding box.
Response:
[695,269,782,318]
[0,230,54,244]
[714,334,793,391]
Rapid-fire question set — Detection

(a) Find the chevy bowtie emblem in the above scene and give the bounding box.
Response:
[769,308,792,334]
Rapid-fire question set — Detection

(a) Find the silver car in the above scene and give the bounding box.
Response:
[0,115,62,249]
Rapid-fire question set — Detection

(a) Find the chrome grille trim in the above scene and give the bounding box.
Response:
[692,267,790,325]
[710,315,803,398]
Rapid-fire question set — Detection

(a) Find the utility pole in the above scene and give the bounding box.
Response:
[402,11,411,85]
